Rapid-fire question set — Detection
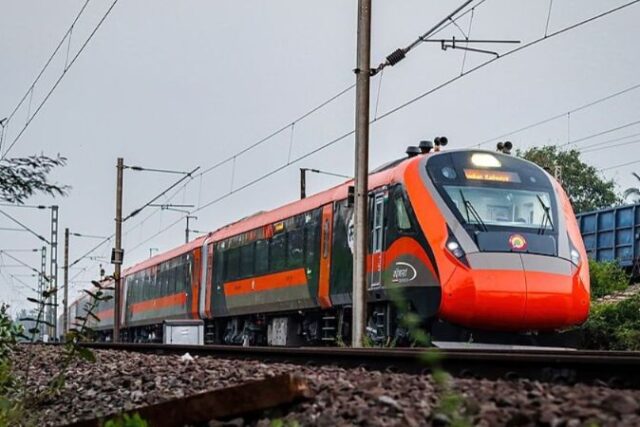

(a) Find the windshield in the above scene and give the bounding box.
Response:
[444,185,554,229]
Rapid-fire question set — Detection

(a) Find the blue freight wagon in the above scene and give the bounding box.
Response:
[576,202,640,276]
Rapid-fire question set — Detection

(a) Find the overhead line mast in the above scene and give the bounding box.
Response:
[352,0,372,348]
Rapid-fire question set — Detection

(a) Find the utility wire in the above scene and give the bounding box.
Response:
[475,81,640,147]
[2,1,91,130]
[63,0,487,259]
[196,84,356,178]
[580,131,640,151]
[601,158,640,171]
[558,118,640,148]
[127,1,638,256]
[0,209,49,244]
[2,0,121,159]
[583,137,640,154]
[377,0,640,126]
[0,251,44,278]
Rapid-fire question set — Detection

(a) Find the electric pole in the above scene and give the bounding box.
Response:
[49,205,58,340]
[63,227,69,338]
[112,158,124,342]
[300,168,306,199]
[185,215,197,243]
[40,246,47,339]
[352,0,371,348]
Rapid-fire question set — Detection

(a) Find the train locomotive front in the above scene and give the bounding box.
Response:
[405,149,590,338]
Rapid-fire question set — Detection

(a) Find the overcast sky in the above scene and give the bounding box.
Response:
[1,0,640,315]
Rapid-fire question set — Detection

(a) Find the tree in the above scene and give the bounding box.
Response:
[519,145,619,213]
[0,155,69,203]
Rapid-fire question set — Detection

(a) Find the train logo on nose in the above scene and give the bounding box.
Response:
[508,234,528,251]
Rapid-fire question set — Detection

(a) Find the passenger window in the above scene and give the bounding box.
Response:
[255,239,269,275]
[287,229,304,268]
[270,233,287,271]
[226,247,240,280]
[395,197,412,231]
[322,219,330,259]
[240,243,255,277]
[305,224,317,267]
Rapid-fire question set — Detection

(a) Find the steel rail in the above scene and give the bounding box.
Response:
[81,342,640,389]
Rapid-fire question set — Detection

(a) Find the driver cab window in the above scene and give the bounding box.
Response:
[395,196,412,231]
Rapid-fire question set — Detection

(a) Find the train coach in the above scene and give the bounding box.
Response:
[68,142,591,346]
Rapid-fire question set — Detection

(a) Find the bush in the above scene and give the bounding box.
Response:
[580,295,640,350]
[588,259,629,299]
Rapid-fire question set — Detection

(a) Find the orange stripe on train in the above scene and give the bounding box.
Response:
[131,292,187,314]
[224,268,308,297]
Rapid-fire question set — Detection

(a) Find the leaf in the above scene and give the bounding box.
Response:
[82,289,98,299]
[87,311,100,322]
[26,297,41,304]
[77,347,96,363]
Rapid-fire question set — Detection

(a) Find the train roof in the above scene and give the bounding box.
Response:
[124,235,208,276]
[122,152,429,276]
[208,155,415,242]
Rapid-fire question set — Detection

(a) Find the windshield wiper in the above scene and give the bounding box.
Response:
[459,190,488,232]
[536,194,554,235]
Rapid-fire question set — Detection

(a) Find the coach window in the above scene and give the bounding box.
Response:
[176,261,185,292]
[305,223,317,267]
[240,243,255,277]
[270,232,286,271]
[287,228,304,268]
[169,265,177,294]
[255,239,269,275]
[226,247,240,280]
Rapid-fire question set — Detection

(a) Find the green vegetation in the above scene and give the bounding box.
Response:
[104,413,149,427]
[519,145,619,213]
[0,155,69,204]
[576,259,638,350]
[0,280,114,426]
[588,259,629,299]
[580,294,640,351]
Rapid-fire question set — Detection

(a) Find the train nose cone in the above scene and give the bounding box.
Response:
[441,253,527,330]
[440,253,589,331]
[522,256,589,328]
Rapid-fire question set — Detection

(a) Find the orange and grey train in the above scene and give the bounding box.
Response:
[69,146,590,345]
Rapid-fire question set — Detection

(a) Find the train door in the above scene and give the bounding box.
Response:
[370,192,386,288]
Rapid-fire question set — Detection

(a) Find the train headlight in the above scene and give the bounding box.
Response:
[568,236,582,266]
[447,241,465,259]
[471,153,501,168]
[570,248,581,266]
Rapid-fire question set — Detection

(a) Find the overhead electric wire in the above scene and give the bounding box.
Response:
[2,0,121,159]
[1,0,91,150]
[127,1,639,256]
[582,137,640,154]
[579,131,640,151]
[196,84,356,178]
[475,81,640,147]
[34,0,490,267]
[0,251,43,278]
[601,158,640,171]
[558,118,640,148]
[376,0,640,126]
[0,209,49,244]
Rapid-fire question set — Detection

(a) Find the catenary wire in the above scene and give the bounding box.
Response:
[475,81,640,147]
[2,0,121,159]
[126,1,639,255]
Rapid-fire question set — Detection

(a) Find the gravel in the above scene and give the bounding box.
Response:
[10,345,640,426]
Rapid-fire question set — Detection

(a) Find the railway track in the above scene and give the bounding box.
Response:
[82,342,640,389]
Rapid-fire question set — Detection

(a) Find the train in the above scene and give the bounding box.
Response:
[576,202,640,278]
[61,142,591,346]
